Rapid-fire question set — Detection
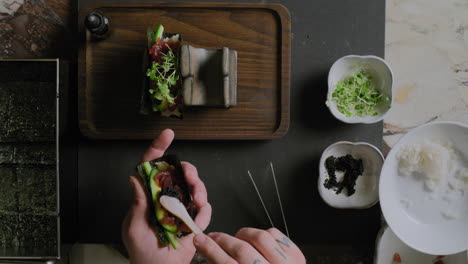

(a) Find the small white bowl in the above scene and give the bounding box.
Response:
[318,141,384,209]
[380,121,468,255]
[327,55,394,124]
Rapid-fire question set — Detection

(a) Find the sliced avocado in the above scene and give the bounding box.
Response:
[164,230,179,249]
[154,24,164,40]
[150,168,179,234]
[155,201,165,221]
[161,222,178,233]
[155,202,179,232]
[149,168,160,200]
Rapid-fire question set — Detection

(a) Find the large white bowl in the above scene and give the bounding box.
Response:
[380,121,468,255]
[374,226,468,264]
[327,55,393,124]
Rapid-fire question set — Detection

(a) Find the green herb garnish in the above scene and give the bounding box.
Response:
[146,49,179,104]
[328,70,389,117]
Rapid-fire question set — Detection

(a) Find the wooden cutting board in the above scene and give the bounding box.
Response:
[78,2,290,140]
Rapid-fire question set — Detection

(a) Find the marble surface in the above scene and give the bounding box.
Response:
[384,0,468,153]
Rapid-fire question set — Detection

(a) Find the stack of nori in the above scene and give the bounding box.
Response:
[0,61,58,258]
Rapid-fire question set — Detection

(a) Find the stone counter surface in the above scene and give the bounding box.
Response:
[384,0,468,151]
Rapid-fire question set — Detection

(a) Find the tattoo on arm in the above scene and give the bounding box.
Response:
[274,247,287,259]
[252,259,261,264]
[275,236,292,248]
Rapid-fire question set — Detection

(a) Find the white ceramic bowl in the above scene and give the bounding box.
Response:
[327,55,393,124]
[318,141,384,209]
[380,121,468,255]
[374,226,468,264]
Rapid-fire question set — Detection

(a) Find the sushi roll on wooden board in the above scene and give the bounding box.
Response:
[141,25,183,118]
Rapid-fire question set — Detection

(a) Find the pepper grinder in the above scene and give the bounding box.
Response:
[85,12,109,38]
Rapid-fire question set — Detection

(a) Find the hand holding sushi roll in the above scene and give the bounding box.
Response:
[122,129,212,264]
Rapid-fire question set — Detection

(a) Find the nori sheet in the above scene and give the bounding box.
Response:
[0,61,58,258]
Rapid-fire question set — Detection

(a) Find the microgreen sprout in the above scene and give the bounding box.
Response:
[328,70,390,117]
[146,48,179,104]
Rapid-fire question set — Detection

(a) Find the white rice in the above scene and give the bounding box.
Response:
[396,139,455,191]
[397,139,468,220]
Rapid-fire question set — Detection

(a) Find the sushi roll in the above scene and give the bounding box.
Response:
[136,155,196,249]
[144,24,183,118]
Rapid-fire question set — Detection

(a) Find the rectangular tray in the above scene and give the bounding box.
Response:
[0,59,61,259]
[78,2,290,140]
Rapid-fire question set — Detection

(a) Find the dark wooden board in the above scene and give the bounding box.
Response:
[78,2,290,140]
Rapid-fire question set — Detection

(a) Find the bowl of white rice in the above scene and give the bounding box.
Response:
[380,121,468,255]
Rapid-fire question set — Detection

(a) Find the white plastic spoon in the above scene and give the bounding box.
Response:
[159,195,202,235]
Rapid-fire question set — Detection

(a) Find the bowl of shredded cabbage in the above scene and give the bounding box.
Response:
[326,55,393,123]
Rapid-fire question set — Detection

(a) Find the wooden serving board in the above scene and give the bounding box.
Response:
[78,2,290,140]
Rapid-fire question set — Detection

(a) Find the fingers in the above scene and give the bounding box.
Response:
[236,228,287,264]
[209,232,268,264]
[141,128,175,162]
[193,234,236,264]
[181,161,211,231]
[181,162,207,207]
[194,202,212,231]
[266,228,304,262]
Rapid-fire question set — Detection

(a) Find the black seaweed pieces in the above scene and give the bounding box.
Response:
[161,187,179,198]
[324,154,364,196]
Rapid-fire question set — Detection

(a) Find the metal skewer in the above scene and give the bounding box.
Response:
[247,170,275,228]
[270,162,290,238]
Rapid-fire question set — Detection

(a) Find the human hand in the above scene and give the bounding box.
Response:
[122,129,212,264]
[193,227,306,264]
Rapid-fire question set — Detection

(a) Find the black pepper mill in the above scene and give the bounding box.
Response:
[85,12,109,38]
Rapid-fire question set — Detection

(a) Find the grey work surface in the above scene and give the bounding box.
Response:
[77,0,384,262]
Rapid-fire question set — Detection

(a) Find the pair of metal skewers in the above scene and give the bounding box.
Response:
[247,162,290,238]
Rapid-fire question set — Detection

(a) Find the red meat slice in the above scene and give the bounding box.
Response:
[156,171,174,189]
[148,38,180,62]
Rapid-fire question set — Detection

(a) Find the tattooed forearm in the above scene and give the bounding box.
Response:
[275,236,291,248]
[274,247,287,259]
[253,259,261,264]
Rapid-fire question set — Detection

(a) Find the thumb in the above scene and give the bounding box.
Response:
[193,234,235,264]
[129,175,149,221]
[122,175,149,246]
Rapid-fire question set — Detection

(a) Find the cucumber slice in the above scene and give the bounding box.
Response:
[143,161,152,176]
[154,24,164,40]
[164,230,179,249]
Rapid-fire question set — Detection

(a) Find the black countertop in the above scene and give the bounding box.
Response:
[76,0,385,262]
